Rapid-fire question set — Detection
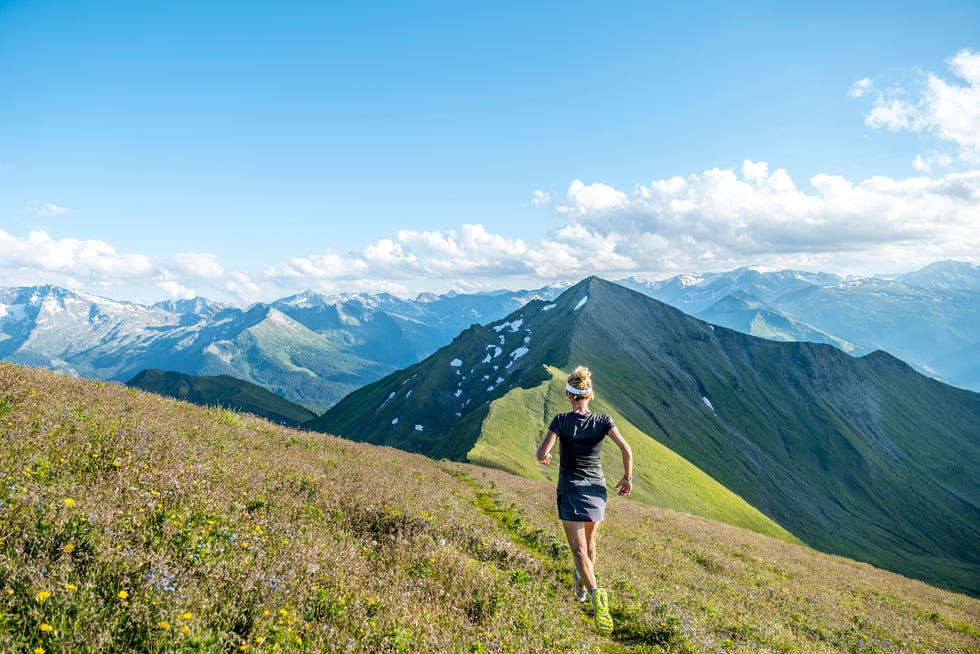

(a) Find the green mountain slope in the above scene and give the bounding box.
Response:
[192,307,394,410]
[2,363,978,652]
[126,368,319,426]
[307,277,980,596]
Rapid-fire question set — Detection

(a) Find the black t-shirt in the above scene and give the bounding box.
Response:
[548,411,615,494]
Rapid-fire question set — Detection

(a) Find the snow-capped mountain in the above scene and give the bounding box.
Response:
[618,266,843,313]
[895,260,980,291]
[0,284,566,409]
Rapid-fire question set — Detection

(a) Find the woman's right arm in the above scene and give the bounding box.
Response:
[537,430,557,465]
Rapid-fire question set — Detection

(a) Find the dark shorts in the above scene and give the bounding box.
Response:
[557,489,608,523]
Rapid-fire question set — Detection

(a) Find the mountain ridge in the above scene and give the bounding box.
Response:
[306,277,980,595]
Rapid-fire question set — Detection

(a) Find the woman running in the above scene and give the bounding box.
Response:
[536,366,633,635]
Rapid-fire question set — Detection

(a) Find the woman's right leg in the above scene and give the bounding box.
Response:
[584,520,599,571]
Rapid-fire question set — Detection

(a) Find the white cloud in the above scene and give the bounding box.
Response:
[556,179,629,215]
[0,229,261,304]
[224,273,261,304]
[848,77,873,98]
[862,48,980,163]
[171,252,226,279]
[155,279,196,299]
[0,230,154,276]
[29,202,73,217]
[530,189,551,207]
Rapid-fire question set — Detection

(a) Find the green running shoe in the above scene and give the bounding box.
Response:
[592,588,613,635]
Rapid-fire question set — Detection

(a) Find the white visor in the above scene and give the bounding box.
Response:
[565,383,592,396]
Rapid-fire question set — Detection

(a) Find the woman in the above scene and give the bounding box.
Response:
[536,366,633,635]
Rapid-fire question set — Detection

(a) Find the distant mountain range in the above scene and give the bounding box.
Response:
[0,284,567,409]
[1,261,977,410]
[307,277,980,596]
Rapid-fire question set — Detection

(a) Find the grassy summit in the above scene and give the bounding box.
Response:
[1,363,978,652]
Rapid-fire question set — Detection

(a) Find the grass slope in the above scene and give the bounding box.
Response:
[2,363,978,653]
[126,369,319,427]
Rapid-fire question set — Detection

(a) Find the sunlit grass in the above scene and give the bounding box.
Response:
[1,362,977,652]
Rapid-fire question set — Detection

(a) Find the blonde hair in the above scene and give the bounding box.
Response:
[566,366,594,399]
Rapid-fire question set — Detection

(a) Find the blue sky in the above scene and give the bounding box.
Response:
[2,1,979,303]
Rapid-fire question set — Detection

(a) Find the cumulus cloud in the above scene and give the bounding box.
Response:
[861,48,980,163]
[170,252,226,279]
[556,179,630,216]
[0,229,260,304]
[0,230,153,276]
[155,279,196,299]
[544,162,980,275]
[266,155,980,292]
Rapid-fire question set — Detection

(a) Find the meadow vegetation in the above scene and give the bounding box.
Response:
[1,362,977,652]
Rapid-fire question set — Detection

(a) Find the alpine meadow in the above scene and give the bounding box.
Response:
[2,363,978,653]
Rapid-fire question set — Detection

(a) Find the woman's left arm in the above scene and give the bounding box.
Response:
[607,427,633,495]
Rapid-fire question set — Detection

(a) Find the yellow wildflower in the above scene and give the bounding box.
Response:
[181,612,193,620]
[117,590,129,600]
[255,636,265,644]
[64,583,77,591]
[181,625,190,634]
[112,459,122,468]
[35,591,51,603]
[157,621,170,629]
[62,543,75,553]
[34,648,44,654]
[40,623,53,632]
[63,498,75,507]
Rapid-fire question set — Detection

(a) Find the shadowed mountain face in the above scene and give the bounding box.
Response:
[307,277,980,596]
[125,369,318,426]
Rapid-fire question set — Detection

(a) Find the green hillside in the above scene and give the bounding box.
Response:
[125,369,319,427]
[2,363,978,653]
[307,277,980,596]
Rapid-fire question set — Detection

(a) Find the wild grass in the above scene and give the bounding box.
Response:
[1,362,978,653]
